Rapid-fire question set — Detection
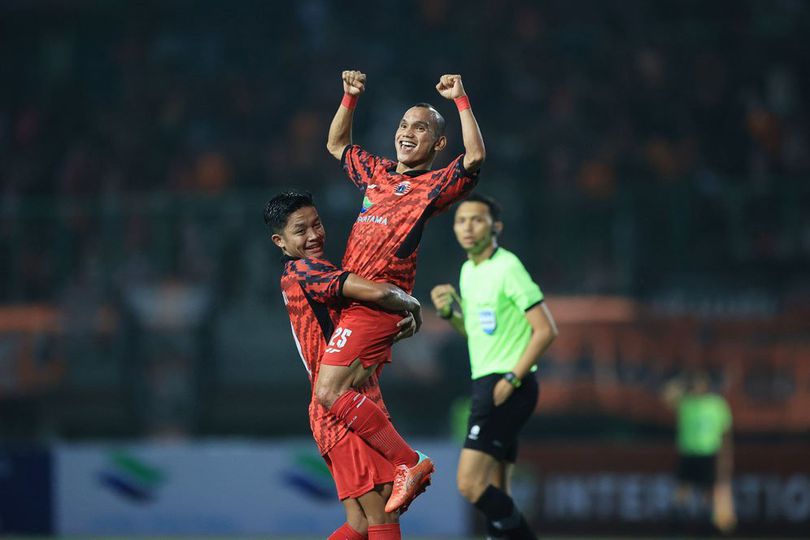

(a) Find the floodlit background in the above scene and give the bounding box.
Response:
[1,0,808,537]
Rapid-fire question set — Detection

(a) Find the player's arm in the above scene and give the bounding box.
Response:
[326,70,366,160]
[717,429,734,484]
[435,74,485,173]
[713,424,737,532]
[493,303,558,406]
[342,273,422,334]
[508,303,557,380]
[430,284,466,337]
[716,399,734,484]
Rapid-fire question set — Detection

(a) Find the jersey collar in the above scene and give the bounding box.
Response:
[470,246,499,267]
[387,165,430,177]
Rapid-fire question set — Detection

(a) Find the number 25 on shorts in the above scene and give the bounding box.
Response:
[326,327,352,353]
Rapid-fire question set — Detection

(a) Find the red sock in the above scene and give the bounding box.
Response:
[328,522,366,540]
[330,390,417,467]
[368,523,401,540]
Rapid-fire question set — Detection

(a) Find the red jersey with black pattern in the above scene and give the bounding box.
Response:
[340,144,479,293]
[280,255,389,455]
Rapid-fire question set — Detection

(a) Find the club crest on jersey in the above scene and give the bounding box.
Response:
[393,181,412,196]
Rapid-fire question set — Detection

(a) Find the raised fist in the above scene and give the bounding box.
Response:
[342,70,366,96]
[435,74,466,99]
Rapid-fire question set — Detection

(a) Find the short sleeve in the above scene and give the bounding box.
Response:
[503,256,544,312]
[428,154,480,213]
[341,144,382,191]
[291,257,349,304]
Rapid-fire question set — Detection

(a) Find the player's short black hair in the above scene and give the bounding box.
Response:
[463,192,502,222]
[264,191,315,234]
[411,102,445,138]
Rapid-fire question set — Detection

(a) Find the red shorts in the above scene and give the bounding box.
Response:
[324,432,396,500]
[322,304,402,368]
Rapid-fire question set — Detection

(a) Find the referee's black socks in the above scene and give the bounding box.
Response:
[474,485,536,540]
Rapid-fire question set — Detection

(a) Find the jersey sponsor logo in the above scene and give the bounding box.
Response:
[356,214,388,225]
[479,309,497,334]
[360,195,374,213]
[393,181,412,196]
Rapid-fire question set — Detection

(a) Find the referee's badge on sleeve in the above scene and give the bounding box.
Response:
[479,309,497,334]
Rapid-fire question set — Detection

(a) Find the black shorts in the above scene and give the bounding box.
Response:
[463,372,539,462]
[676,454,717,489]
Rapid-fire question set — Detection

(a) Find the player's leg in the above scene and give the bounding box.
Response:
[484,461,514,539]
[460,373,538,540]
[458,449,534,540]
[490,461,513,493]
[328,375,434,514]
[673,454,691,519]
[318,312,419,467]
[328,369,433,514]
[329,498,368,540]
[320,309,434,513]
[320,359,421,468]
[331,430,406,538]
[674,455,709,523]
[325,441,370,540]
[315,359,376,408]
[321,308,434,509]
[357,483,401,539]
[457,447,500,502]
[696,454,719,528]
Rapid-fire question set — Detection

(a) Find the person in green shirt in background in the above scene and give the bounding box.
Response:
[431,193,558,540]
[663,369,736,534]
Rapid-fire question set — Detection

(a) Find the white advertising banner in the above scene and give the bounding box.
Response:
[54,439,467,536]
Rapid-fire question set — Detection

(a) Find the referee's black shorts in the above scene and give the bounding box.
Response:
[463,372,539,462]
[676,453,717,489]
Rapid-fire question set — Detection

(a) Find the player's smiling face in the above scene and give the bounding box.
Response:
[395,106,446,168]
[453,201,501,255]
[273,206,326,259]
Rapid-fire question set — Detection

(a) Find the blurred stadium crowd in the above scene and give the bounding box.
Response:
[0,0,808,440]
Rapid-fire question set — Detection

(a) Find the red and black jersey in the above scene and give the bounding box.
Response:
[340,145,479,293]
[280,255,389,455]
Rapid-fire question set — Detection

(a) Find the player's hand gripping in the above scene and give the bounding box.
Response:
[435,74,466,100]
[342,70,366,96]
[394,303,422,342]
[430,284,459,318]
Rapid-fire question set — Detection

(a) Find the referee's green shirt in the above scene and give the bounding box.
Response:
[677,394,732,455]
[459,247,544,380]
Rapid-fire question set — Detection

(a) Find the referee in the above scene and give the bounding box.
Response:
[662,369,735,533]
[431,193,558,540]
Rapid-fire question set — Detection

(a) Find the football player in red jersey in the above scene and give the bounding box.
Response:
[266,191,423,540]
[322,69,485,512]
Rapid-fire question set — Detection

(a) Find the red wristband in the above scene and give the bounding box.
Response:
[454,95,471,112]
[341,93,358,110]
